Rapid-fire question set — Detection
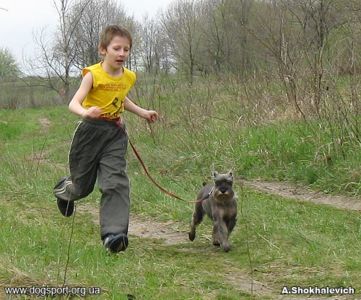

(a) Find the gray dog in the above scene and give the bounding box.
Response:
[188,171,237,252]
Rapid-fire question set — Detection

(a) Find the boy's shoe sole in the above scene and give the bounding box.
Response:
[104,234,128,253]
[56,198,74,217]
[54,177,74,217]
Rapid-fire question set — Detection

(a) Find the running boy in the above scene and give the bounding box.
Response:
[53,25,158,253]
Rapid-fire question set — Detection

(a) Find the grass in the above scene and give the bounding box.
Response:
[1,104,361,299]
[3,73,361,194]
[0,78,79,109]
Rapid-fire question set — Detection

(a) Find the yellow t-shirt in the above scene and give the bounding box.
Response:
[82,63,136,119]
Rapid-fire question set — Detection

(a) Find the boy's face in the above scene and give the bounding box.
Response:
[100,35,131,69]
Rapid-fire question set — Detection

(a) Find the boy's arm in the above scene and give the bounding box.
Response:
[68,72,102,118]
[124,97,158,122]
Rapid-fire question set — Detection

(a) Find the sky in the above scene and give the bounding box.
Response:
[0,0,173,69]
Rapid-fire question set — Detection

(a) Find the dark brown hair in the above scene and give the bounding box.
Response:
[98,25,132,50]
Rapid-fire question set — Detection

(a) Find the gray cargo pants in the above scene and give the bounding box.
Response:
[54,118,130,240]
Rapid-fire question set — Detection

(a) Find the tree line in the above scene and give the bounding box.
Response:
[2,0,361,111]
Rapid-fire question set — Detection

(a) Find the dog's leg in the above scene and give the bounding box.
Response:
[214,217,230,252]
[212,222,221,246]
[219,221,230,252]
[226,217,237,237]
[188,201,204,241]
[211,210,224,247]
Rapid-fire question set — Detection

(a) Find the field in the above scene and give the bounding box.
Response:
[1,76,361,299]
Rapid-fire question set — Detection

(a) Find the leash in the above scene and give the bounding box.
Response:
[128,138,192,202]
[59,118,200,286]
[63,205,76,285]
[108,118,201,204]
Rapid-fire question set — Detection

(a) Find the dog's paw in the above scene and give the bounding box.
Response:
[212,240,221,246]
[221,243,231,252]
[188,232,195,241]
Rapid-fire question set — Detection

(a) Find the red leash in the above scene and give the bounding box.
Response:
[128,139,193,202]
[111,119,199,204]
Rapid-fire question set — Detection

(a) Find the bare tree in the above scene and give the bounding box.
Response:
[197,0,253,75]
[140,16,160,73]
[70,0,132,70]
[28,0,138,103]
[138,16,173,74]
[30,0,89,102]
[161,0,203,83]
[283,0,347,116]
[245,0,349,119]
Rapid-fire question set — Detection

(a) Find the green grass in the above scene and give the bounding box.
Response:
[132,73,361,197]
[0,78,78,109]
[1,104,361,299]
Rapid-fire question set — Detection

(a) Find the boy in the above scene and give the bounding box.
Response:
[53,25,158,253]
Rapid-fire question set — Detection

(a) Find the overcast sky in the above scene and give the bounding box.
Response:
[0,0,173,68]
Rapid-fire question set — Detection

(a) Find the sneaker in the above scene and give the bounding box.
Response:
[103,233,128,253]
[54,177,74,217]
[56,198,74,217]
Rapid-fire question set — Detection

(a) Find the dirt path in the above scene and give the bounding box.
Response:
[243,180,361,211]
[76,204,272,297]
[77,204,188,245]
[76,179,360,299]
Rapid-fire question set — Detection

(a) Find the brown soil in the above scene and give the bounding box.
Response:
[243,180,361,211]
[77,204,188,245]
[38,117,51,131]
[75,179,361,299]
[76,203,272,297]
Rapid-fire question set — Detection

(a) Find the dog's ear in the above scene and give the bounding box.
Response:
[212,171,218,178]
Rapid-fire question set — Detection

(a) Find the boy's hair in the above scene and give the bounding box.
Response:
[98,25,133,50]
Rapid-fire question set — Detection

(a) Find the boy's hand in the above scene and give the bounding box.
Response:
[144,110,158,123]
[83,106,102,119]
